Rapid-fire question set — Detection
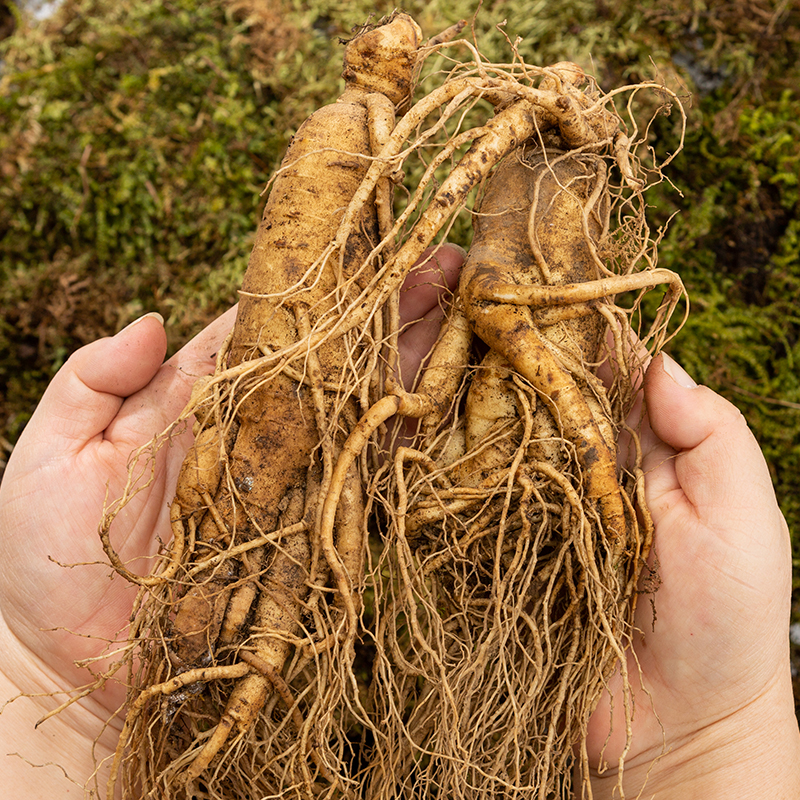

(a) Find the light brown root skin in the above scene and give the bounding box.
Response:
[460,149,630,545]
[112,14,430,795]
[367,92,683,793]
[184,518,312,782]
[95,18,686,798]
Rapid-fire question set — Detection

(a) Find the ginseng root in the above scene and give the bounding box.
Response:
[103,14,427,799]
[366,145,684,797]
[85,16,687,800]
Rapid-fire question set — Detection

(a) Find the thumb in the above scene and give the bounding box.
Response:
[643,352,778,533]
[23,313,168,453]
[644,352,729,447]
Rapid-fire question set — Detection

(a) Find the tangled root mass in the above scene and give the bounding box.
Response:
[81,14,686,800]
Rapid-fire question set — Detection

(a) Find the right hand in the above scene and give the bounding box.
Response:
[585,353,800,798]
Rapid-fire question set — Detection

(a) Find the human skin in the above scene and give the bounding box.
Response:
[1,244,798,798]
[0,246,462,798]
[582,353,800,798]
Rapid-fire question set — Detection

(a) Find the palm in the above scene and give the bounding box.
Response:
[584,362,792,777]
[0,312,230,714]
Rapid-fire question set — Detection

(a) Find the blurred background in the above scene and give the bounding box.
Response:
[1,0,799,710]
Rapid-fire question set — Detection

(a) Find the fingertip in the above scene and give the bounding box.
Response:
[660,352,697,389]
[167,305,237,369]
[409,243,465,288]
[81,312,168,397]
[436,242,467,270]
[400,243,465,325]
[432,242,466,290]
[115,310,166,337]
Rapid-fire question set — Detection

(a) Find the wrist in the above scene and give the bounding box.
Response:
[0,615,118,798]
[586,672,800,799]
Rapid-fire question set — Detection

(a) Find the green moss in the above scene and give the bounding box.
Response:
[0,0,297,449]
[632,79,800,564]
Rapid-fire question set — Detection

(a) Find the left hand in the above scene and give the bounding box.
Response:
[0,244,464,798]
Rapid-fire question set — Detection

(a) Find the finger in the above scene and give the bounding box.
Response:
[600,326,653,469]
[396,244,465,389]
[24,313,168,453]
[398,243,464,327]
[107,305,239,441]
[165,304,240,373]
[639,353,791,687]
[397,303,453,391]
[596,323,651,392]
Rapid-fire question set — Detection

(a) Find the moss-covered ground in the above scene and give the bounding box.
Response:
[2,0,799,710]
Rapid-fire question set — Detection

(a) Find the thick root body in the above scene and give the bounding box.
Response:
[106,14,426,799]
[460,149,627,544]
[367,144,681,798]
[93,15,686,800]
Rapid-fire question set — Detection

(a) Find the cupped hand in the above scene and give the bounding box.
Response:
[585,353,800,798]
[0,309,234,699]
[0,244,463,796]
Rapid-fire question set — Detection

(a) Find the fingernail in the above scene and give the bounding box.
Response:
[662,352,697,388]
[446,243,468,259]
[117,311,164,335]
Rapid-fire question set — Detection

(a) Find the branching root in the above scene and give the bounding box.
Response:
[87,14,685,800]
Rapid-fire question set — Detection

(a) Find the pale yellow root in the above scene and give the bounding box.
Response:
[298,67,634,356]
[360,82,683,794]
[184,522,311,784]
[107,662,252,797]
[96,22,686,798]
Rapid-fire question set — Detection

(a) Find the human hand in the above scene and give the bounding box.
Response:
[0,245,464,798]
[584,353,800,798]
